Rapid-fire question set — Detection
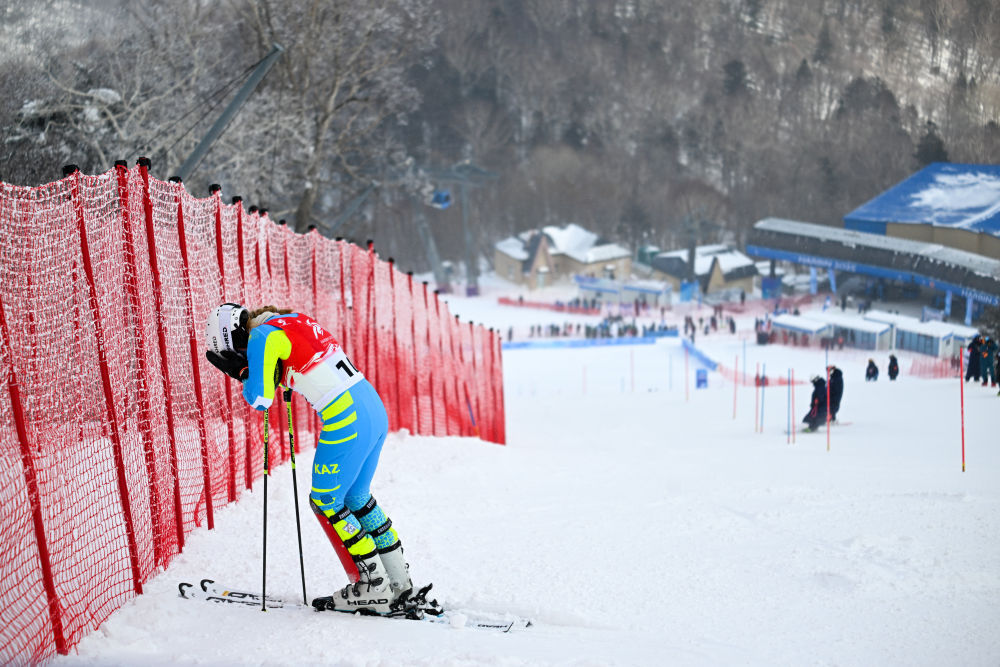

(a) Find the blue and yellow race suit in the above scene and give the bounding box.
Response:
[242,312,398,562]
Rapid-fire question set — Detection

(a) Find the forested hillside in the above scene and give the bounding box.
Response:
[3,0,998,270]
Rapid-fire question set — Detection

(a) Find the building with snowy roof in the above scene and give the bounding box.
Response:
[862,310,980,357]
[844,163,1000,259]
[647,244,757,296]
[804,310,893,351]
[747,164,1000,326]
[768,313,832,347]
[493,223,631,289]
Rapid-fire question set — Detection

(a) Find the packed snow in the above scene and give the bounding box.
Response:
[52,279,1000,666]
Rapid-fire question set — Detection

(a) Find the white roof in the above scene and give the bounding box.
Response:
[495,236,529,261]
[569,243,631,264]
[658,245,755,276]
[863,310,980,338]
[803,310,892,334]
[770,314,832,334]
[494,223,629,265]
[542,223,597,257]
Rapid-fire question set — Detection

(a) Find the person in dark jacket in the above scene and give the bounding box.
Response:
[865,359,879,381]
[887,354,899,381]
[980,336,997,387]
[827,366,844,421]
[802,375,829,432]
[965,336,982,382]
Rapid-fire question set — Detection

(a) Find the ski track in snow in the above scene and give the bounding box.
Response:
[51,286,1000,667]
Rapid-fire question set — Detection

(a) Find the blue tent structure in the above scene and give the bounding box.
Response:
[844,163,1000,237]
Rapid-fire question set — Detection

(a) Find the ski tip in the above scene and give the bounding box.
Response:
[178,582,193,598]
[200,578,215,592]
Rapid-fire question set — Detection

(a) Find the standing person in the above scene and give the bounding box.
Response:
[802,375,828,432]
[204,303,414,615]
[827,366,844,422]
[981,336,997,387]
[887,354,899,381]
[865,359,879,381]
[965,335,982,383]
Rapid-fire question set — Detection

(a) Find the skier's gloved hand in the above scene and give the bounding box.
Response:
[206,350,249,382]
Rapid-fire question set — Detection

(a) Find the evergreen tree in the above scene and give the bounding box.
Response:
[914,122,949,166]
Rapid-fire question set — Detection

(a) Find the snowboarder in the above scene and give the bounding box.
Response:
[981,336,998,387]
[887,354,899,381]
[802,375,828,432]
[204,303,413,615]
[965,336,982,383]
[865,359,879,382]
[827,366,844,422]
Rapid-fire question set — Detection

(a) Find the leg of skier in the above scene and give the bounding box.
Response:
[309,381,398,614]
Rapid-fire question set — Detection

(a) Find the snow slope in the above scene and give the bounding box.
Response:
[51,289,1000,666]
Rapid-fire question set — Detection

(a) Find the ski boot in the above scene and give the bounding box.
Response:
[312,552,397,615]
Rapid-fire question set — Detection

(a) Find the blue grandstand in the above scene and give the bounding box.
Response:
[844,163,1000,237]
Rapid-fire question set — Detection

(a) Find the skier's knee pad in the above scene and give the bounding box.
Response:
[347,494,400,551]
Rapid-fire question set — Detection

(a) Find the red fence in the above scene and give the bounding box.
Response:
[0,164,505,664]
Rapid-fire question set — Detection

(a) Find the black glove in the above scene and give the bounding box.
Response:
[206,350,249,382]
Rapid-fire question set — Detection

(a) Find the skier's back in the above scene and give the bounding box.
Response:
[205,304,413,616]
[802,376,829,432]
[865,359,879,381]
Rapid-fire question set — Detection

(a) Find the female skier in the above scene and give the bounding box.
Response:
[204,303,412,615]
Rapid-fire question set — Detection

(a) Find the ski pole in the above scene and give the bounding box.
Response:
[283,389,308,604]
[262,407,270,612]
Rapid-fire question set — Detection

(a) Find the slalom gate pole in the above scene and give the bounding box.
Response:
[791,368,796,444]
[760,363,767,433]
[754,362,760,433]
[787,368,791,444]
[959,352,966,472]
[826,365,831,452]
[284,390,308,604]
[733,355,738,419]
[262,407,270,612]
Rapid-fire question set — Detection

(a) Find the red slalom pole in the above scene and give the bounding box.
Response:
[960,352,966,472]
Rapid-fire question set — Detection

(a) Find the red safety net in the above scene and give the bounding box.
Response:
[0,165,504,664]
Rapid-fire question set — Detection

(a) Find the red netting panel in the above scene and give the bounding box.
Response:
[434,297,462,436]
[456,321,475,436]
[263,215,289,309]
[312,239,345,347]
[123,167,180,566]
[285,228,317,446]
[237,210,265,485]
[179,191,231,515]
[411,282,433,435]
[349,245,374,379]
[392,268,416,433]
[148,179,208,533]
[78,171,159,583]
[12,177,135,650]
[372,259,398,432]
[470,324,487,439]
[492,332,507,444]
[426,294,447,437]
[217,201,251,496]
[0,186,59,665]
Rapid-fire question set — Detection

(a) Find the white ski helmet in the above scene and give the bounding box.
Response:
[205,303,250,354]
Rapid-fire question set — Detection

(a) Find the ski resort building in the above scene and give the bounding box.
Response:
[493,223,631,289]
[747,163,1000,326]
[862,310,980,358]
[646,244,757,297]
